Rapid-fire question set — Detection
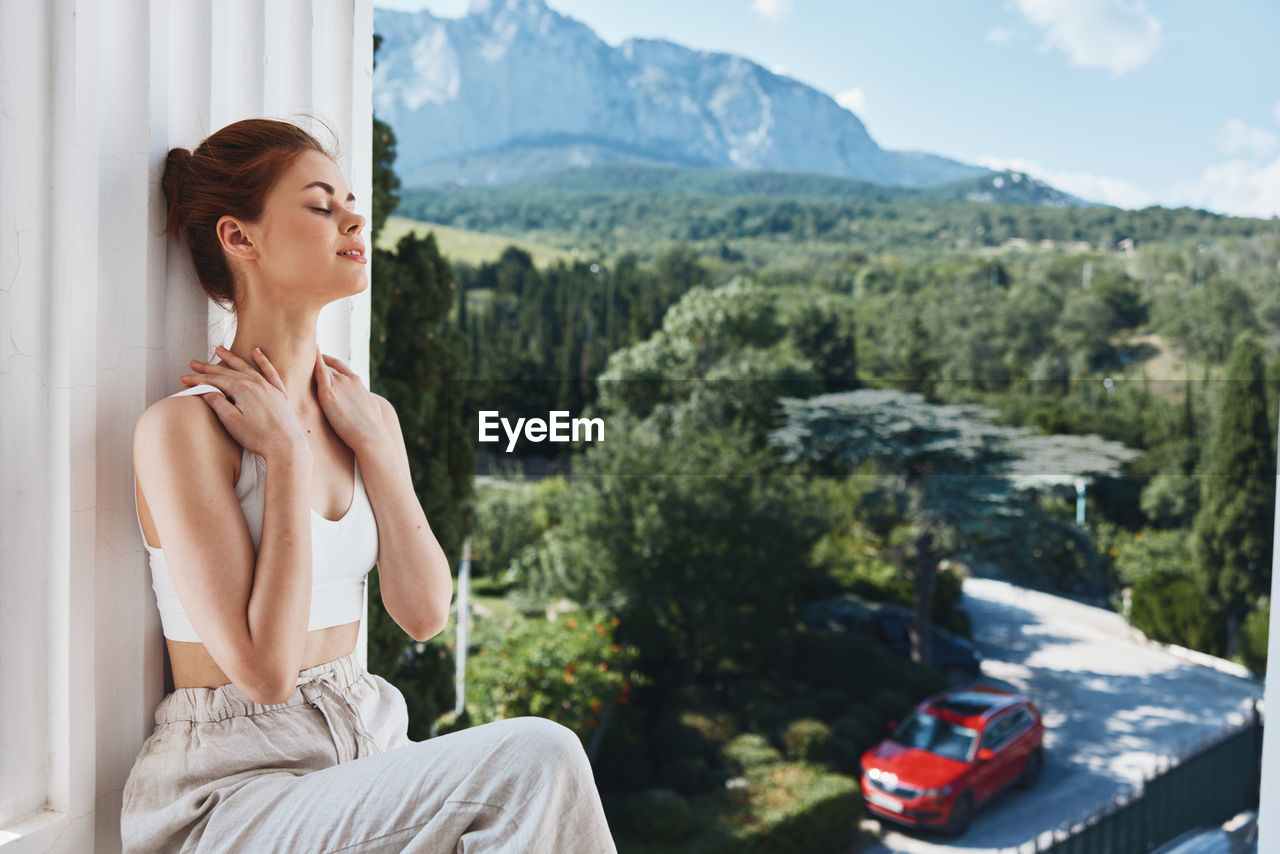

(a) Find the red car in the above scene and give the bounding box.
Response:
[859,684,1045,836]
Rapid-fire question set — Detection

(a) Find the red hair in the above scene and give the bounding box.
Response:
[161,117,337,309]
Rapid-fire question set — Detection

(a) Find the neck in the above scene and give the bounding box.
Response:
[225,301,323,411]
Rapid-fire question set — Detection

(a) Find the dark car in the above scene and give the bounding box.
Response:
[799,594,982,683]
[859,684,1045,836]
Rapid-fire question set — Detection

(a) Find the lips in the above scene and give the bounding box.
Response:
[337,243,367,264]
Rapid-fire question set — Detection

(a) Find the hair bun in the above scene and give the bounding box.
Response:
[161,147,193,238]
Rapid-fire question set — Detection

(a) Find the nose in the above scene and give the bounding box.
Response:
[344,211,366,235]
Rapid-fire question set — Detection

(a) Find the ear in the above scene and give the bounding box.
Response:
[216,215,258,262]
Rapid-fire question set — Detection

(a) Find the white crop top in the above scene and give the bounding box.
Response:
[135,383,379,642]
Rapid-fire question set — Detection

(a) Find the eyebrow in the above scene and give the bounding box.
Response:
[302,180,355,202]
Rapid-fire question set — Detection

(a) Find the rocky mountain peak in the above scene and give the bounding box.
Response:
[372,3,988,189]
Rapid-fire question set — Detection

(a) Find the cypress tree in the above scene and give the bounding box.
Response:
[1193,333,1275,655]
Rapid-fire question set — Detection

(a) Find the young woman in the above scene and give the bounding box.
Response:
[121,118,617,853]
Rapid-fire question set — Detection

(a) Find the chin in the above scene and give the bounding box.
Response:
[338,271,369,298]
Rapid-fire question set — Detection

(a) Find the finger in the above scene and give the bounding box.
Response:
[179,372,236,402]
[322,353,359,378]
[212,344,256,374]
[189,358,242,380]
[253,347,287,393]
[199,390,237,417]
[315,348,332,392]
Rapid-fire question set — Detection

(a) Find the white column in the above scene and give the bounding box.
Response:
[0,2,372,851]
[1258,398,1280,850]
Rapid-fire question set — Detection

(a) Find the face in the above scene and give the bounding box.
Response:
[219,149,368,308]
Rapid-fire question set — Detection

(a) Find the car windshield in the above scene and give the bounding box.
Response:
[890,712,978,761]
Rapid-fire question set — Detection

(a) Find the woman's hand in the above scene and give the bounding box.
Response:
[180,345,310,463]
[314,348,386,457]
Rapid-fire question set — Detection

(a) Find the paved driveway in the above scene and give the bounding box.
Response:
[861,578,1261,854]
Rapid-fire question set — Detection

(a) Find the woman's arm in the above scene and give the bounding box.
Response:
[135,396,315,704]
[312,350,454,642]
[356,395,454,642]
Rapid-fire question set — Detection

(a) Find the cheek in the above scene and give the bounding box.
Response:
[283,222,332,262]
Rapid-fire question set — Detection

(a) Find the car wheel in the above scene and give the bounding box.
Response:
[1018,749,1043,790]
[945,792,973,837]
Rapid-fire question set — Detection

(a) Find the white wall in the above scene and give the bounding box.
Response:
[0,1,373,851]
[1259,407,1280,848]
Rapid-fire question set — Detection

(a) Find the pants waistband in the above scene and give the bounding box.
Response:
[155,648,366,725]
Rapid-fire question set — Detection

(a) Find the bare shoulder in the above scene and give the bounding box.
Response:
[134,391,239,480]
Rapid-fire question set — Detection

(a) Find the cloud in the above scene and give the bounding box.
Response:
[751,0,793,21]
[977,155,1155,208]
[1013,0,1161,74]
[985,26,1015,44]
[1217,119,1278,157]
[1170,156,1280,219]
[836,87,866,116]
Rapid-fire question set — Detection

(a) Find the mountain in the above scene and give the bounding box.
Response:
[922,170,1090,207]
[505,163,1091,208]
[372,0,992,190]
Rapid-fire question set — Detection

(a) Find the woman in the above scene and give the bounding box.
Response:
[121,118,617,853]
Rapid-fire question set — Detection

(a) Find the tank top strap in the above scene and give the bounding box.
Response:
[168,383,222,398]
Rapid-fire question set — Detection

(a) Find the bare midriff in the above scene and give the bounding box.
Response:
[167,621,360,690]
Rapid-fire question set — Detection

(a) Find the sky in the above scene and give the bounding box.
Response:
[374,0,1280,218]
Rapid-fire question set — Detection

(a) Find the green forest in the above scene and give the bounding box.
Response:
[366,43,1279,849]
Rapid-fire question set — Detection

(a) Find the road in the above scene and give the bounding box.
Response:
[861,577,1262,854]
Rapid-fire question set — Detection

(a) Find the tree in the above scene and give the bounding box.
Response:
[785,293,860,393]
[1193,333,1275,655]
[366,35,475,736]
[769,388,1140,664]
[891,310,939,399]
[513,278,831,686]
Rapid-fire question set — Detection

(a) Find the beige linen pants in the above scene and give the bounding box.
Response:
[120,649,617,853]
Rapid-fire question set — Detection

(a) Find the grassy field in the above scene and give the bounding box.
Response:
[378,215,574,268]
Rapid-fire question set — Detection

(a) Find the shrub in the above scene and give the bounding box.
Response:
[830,715,875,755]
[1129,568,1221,654]
[679,709,738,746]
[734,762,862,854]
[460,607,646,744]
[616,762,862,854]
[722,733,783,773]
[1240,598,1269,677]
[1114,526,1226,655]
[824,735,863,775]
[469,480,552,584]
[781,718,834,762]
[652,707,720,766]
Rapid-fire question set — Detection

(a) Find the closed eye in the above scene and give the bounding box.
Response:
[310,206,332,215]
